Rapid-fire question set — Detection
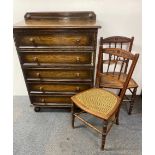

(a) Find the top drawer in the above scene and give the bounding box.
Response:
[14,29,96,49]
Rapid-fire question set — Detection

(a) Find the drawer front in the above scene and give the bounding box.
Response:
[14,30,94,47]
[28,83,91,93]
[21,52,92,65]
[25,69,92,80]
[31,95,71,104]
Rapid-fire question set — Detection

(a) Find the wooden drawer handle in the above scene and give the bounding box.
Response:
[76,86,80,91]
[76,73,80,77]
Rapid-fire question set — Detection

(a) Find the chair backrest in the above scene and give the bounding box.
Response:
[100,36,134,51]
[96,48,139,102]
[99,36,134,73]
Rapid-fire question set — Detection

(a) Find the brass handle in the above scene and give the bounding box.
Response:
[34,57,38,61]
[36,72,40,78]
[39,87,43,92]
[76,39,80,44]
[41,98,45,103]
[76,57,80,62]
[34,57,38,62]
[76,86,80,91]
[76,73,80,77]
[29,37,37,46]
[33,57,40,65]
[29,38,34,42]
[42,98,47,105]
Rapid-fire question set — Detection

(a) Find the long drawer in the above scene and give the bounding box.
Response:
[30,95,72,105]
[28,82,91,94]
[14,29,95,48]
[20,52,92,65]
[24,68,93,81]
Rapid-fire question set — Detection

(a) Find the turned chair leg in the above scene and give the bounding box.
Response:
[71,102,75,128]
[128,87,137,115]
[101,121,108,150]
[118,89,122,96]
[116,116,119,125]
[115,107,121,125]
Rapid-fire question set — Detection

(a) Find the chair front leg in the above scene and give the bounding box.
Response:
[128,87,137,115]
[101,120,108,150]
[71,102,75,128]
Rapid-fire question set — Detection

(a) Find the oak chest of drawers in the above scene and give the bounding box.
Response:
[13,12,101,111]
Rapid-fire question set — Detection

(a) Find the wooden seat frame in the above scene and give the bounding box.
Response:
[71,48,139,150]
[96,36,138,114]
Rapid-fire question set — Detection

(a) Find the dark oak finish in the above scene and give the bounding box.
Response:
[21,52,92,65]
[24,12,96,21]
[96,36,138,114]
[14,12,100,29]
[27,82,91,93]
[25,68,92,80]
[14,30,94,47]
[31,95,71,104]
[71,48,139,150]
[13,12,101,110]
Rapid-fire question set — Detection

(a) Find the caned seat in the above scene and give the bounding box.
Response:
[99,72,138,89]
[71,88,120,120]
[71,48,139,150]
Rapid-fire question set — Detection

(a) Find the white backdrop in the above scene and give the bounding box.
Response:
[13,0,142,95]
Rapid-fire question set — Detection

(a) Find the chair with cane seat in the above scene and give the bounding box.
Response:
[96,36,138,114]
[71,48,139,150]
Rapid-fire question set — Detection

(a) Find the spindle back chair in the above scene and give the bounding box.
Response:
[100,36,134,49]
[96,36,138,114]
[71,48,139,150]
[99,36,134,74]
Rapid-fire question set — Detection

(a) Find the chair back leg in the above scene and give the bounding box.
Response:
[115,108,121,125]
[72,102,75,128]
[101,121,108,150]
[128,87,137,115]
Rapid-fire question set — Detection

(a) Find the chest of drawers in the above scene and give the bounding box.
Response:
[13,12,101,111]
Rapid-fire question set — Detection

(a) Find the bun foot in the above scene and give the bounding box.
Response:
[34,107,41,112]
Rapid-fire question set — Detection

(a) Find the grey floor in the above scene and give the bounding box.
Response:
[14,96,142,155]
